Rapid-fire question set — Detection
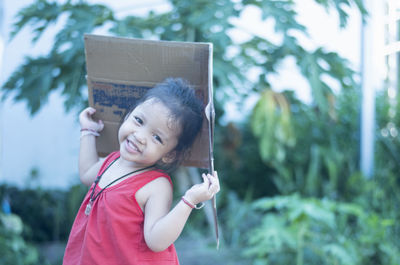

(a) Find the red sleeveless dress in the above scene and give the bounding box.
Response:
[63,151,180,265]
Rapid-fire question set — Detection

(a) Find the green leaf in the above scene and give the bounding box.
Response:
[322,243,355,265]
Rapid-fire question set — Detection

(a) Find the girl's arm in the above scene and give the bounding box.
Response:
[78,107,104,186]
[143,171,219,252]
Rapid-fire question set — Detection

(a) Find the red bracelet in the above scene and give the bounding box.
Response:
[80,128,100,137]
[181,196,205,209]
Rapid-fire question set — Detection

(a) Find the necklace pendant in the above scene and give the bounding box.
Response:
[85,201,93,215]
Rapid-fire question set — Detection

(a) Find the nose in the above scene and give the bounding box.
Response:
[134,130,146,145]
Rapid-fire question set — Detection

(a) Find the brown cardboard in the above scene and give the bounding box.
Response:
[84,34,212,168]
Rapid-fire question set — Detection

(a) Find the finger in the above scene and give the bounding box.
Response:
[213,171,219,179]
[209,182,219,194]
[208,174,220,193]
[87,107,96,114]
[205,177,216,195]
[202,173,210,187]
[205,171,217,181]
[208,175,218,187]
[98,120,104,131]
[80,108,89,118]
[81,109,92,120]
[89,109,97,119]
[82,107,91,117]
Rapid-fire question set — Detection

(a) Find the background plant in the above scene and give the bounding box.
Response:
[2,0,366,198]
[244,194,400,265]
[0,213,41,265]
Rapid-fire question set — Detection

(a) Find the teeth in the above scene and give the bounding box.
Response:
[128,139,139,152]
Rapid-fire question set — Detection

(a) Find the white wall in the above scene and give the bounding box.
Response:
[0,0,81,189]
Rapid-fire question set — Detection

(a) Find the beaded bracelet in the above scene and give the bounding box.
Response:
[80,128,100,138]
[181,196,205,209]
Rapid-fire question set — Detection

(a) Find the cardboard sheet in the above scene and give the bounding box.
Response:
[84,34,212,168]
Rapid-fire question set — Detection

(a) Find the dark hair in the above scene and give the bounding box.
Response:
[127,78,204,172]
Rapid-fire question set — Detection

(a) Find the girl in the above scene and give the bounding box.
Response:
[63,78,220,265]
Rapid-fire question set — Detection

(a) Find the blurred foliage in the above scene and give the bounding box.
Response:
[372,89,400,249]
[251,86,361,197]
[2,0,366,198]
[219,191,260,249]
[0,184,87,242]
[244,194,400,265]
[0,213,40,265]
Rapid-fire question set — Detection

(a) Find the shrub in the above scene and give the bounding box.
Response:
[0,213,40,265]
[244,194,400,265]
[0,184,87,242]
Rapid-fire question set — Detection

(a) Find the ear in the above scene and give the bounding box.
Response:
[161,151,176,164]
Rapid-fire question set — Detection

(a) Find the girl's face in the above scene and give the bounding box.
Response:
[118,99,181,168]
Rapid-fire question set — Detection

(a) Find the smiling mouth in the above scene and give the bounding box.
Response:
[127,139,141,153]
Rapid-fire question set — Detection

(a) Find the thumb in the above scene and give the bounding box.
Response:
[98,120,104,131]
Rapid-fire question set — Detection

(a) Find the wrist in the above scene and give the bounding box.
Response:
[181,196,204,210]
[80,128,100,133]
[80,128,100,138]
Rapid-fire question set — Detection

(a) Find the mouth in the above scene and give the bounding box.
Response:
[126,138,141,154]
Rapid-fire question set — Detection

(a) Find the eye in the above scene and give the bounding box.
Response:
[153,134,163,144]
[134,116,143,125]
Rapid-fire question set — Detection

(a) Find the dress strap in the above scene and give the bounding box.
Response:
[128,169,173,194]
[97,151,120,177]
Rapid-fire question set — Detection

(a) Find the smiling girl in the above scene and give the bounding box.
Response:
[63,78,220,265]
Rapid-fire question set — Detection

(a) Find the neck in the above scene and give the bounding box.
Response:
[115,157,154,172]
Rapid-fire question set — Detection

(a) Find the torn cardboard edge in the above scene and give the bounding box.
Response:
[84,34,213,169]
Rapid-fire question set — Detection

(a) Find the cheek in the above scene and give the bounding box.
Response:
[117,123,128,142]
[117,129,123,144]
[167,139,179,153]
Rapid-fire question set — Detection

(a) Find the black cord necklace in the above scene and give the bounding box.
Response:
[85,157,154,215]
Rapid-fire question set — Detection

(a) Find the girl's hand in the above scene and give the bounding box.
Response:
[184,171,220,205]
[79,107,104,132]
